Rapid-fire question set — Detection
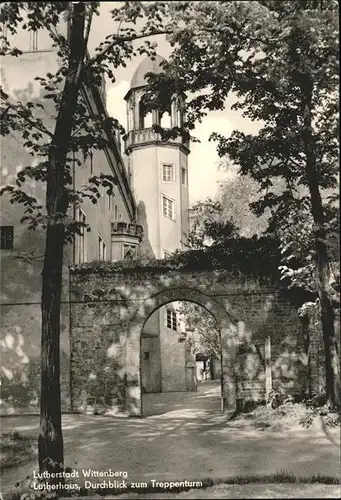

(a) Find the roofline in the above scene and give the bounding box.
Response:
[124,84,148,101]
[81,82,137,222]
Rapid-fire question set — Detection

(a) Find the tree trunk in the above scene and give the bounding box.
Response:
[39,224,65,473]
[39,3,88,472]
[303,83,340,409]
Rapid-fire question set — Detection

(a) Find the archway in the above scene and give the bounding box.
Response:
[140,296,223,417]
[70,261,304,419]
[124,287,237,418]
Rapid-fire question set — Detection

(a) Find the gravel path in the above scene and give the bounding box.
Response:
[1,381,340,498]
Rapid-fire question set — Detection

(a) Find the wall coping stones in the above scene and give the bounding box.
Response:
[70,241,282,284]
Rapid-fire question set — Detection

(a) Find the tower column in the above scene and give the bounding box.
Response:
[171,100,177,127]
[152,109,159,127]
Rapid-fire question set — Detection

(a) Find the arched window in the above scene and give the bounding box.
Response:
[139,96,153,129]
[160,109,171,129]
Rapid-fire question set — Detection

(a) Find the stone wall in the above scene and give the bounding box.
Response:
[69,265,316,416]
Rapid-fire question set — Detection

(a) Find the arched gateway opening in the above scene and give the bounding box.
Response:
[123,287,236,417]
[140,295,224,417]
[69,259,305,419]
[140,289,232,417]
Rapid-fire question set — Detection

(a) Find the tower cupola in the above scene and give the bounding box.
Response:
[124,55,189,155]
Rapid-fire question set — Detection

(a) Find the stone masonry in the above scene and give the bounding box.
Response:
[69,263,320,417]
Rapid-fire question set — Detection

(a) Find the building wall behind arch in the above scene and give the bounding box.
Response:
[0,41,135,414]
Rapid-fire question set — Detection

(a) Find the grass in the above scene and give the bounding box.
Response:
[219,472,340,485]
[5,472,340,500]
[84,473,340,497]
[0,430,37,471]
[234,401,341,430]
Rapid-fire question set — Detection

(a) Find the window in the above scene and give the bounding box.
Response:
[123,244,137,260]
[181,167,187,186]
[1,23,8,51]
[108,193,112,210]
[29,30,39,51]
[75,209,87,264]
[98,236,106,261]
[89,150,94,175]
[166,309,177,331]
[162,195,175,220]
[139,97,153,129]
[0,226,14,250]
[160,110,171,128]
[144,352,150,360]
[162,164,174,183]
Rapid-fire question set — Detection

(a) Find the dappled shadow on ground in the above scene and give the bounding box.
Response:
[109,484,341,499]
[142,381,221,417]
[1,380,340,493]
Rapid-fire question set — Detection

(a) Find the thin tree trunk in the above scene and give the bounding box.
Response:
[39,3,88,472]
[39,225,65,472]
[302,83,340,409]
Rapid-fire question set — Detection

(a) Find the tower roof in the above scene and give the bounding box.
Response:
[130,54,166,90]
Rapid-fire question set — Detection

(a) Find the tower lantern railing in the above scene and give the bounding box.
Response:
[124,127,189,154]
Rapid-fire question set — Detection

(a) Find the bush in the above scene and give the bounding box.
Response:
[303,392,328,408]
[266,390,284,409]
[0,432,37,471]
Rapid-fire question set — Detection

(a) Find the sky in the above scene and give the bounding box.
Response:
[88,2,257,205]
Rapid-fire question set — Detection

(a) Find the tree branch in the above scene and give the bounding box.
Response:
[3,101,54,139]
[86,29,172,68]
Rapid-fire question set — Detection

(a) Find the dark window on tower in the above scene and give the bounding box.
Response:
[89,150,94,175]
[144,352,150,360]
[0,226,14,250]
[29,30,39,51]
[181,167,187,186]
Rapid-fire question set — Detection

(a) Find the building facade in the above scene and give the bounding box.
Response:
[0,22,194,414]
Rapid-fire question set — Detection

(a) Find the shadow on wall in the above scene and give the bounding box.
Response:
[235,292,318,406]
[70,323,138,416]
[0,349,70,415]
[0,228,46,304]
[0,227,71,414]
[136,201,154,258]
